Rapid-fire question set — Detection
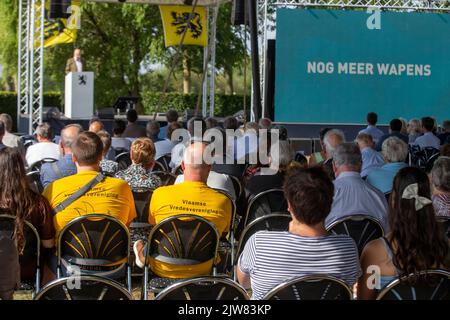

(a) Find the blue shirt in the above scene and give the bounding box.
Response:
[326,172,389,233]
[366,162,408,194]
[375,132,408,151]
[360,147,385,178]
[40,154,77,189]
[158,125,168,140]
[358,125,385,144]
[413,132,441,150]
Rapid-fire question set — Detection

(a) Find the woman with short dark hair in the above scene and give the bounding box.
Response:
[237,167,361,300]
[358,167,450,299]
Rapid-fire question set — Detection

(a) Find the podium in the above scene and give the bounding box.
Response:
[64,72,94,118]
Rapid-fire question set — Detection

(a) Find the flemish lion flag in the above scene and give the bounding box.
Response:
[159,5,208,47]
[43,1,79,48]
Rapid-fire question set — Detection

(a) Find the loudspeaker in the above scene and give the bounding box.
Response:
[231,0,248,26]
[264,39,276,120]
[96,107,115,120]
[49,0,71,19]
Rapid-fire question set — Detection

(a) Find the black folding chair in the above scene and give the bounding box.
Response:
[29,157,58,172]
[155,276,249,300]
[235,213,291,267]
[152,171,177,186]
[0,214,41,298]
[26,170,44,193]
[115,152,131,170]
[326,215,384,255]
[156,154,172,172]
[377,270,450,300]
[263,275,353,300]
[142,214,220,299]
[34,275,133,300]
[132,190,154,223]
[244,189,288,227]
[229,175,243,200]
[57,214,132,292]
[173,165,184,175]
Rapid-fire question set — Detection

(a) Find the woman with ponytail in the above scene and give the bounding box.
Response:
[358,166,450,299]
[0,148,55,281]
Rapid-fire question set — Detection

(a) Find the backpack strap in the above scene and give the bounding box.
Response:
[52,173,105,216]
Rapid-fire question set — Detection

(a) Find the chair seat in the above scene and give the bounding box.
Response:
[148,277,182,293]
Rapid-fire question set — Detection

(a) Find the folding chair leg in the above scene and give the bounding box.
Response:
[127,264,132,292]
[35,267,41,294]
[142,267,149,300]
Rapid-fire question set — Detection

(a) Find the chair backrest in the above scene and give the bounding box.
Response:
[377,270,450,300]
[244,189,288,227]
[113,147,128,157]
[437,217,450,239]
[57,214,130,271]
[26,170,44,193]
[115,152,131,170]
[29,157,58,172]
[229,175,243,200]
[145,214,220,267]
[153,161,166,172]
[264,275,353,300]
[0,214,41,271]
[155,277,250,300]
[34,275,132,300]
[132,190,153,223]
[409,145,440,169]
[156,154,172,172]
[327,215,384,255]
[236,213,291,259]
[173,165,184,175]
[152,171,177,186]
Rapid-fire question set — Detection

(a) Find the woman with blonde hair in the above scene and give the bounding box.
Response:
[115,137,161,191]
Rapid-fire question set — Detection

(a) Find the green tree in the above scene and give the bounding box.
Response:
[0,0,18,91]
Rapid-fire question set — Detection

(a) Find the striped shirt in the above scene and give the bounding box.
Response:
[238,231,361,300]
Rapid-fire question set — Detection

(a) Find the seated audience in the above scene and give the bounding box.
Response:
[237,167,361,300]
[111,119,132,151]
[0,113,25,154]
[211,128,246,178]
[115,138,161,192]
[158,109,179,140]
[358,167,450,299]
[235,122,260,162]
[223,116,239,131]
[399,118,408,136]
[205,117,219,130]
[146,120,162,143]
[88,118,104,133]
[375,119,408,151]
[245,140,293,201]
[309,127,331,166]
[123,109,146,138]
[358,112,384,144]
[43,131,137,239]
[321,128,346,180]
[25,122,60,167]
[438,120,450,145]
[355,133,384,178]
[407,118,422,144]
[0,148,55,281]
[431,157,450,218]
[155,121,184,161]
[366,137,409,194]
[40,124,82,188]
[258,118,272,130]
[326,143,389,232]
[133,142,232,278]
[97,130,119,176]
[414,116,441,150]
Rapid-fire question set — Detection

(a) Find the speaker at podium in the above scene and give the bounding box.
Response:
[65,71,94,119]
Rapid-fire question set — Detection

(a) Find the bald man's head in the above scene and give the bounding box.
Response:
[74,48,81,61]
[89,120,104,133]
[182,142,211,182]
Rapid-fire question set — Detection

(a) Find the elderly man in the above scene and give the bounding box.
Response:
[355,133,384,178]
[322,129,346,180]
[358,112,384,144]
[0,114,24,154]
[133,141,232,277]
[326,143,388,232]
[430,157,450,218]
[366,137,409,194]
[25,122,60,167]
[40,124,83,188]
[65,48,86,74]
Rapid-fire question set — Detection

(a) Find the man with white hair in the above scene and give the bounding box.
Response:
[133,141,232,278]
[366,137,409,194]
[25,122,60,167]
[326,143,389,232]
[322,129,346,180]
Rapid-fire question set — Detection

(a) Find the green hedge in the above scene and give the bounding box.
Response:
[0,91,62,131]
[142,92,245,117]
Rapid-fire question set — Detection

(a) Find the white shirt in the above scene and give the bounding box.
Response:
[175,171,236,201]
[155,139,178,161]
[413,132,440,150]
[75,59,83,72]
[26,142,60,167]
